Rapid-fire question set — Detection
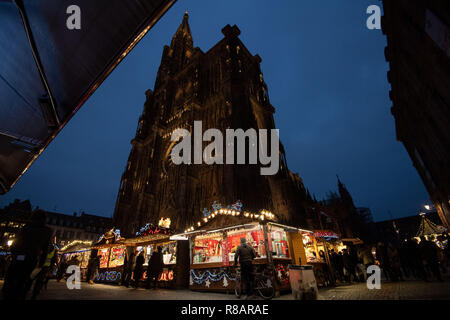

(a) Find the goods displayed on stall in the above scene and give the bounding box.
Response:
[189,222,302,292]
[299,230,347,287]
[128,218,178,286]
[181,201,311,293]
[92,229,126,284]
[58,240,93,279]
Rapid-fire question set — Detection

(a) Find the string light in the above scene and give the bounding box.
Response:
[186,207,277,233]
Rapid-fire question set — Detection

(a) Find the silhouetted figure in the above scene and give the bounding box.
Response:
[133,251,145,288]
[234,237,256,299]
[376,242,391,281]
[31,242,58,300]
[122,250,135,287]
[342,249,357,283]
[146,246,164,289]
[387,243,403,281]
[86,254,100,284]
[56,256,68,282]
[1,211,52,300]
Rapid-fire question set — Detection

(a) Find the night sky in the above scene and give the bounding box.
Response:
[0,0,430,221]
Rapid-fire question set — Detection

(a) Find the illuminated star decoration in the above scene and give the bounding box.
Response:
[205,279,211,288]
[223,278,228,287]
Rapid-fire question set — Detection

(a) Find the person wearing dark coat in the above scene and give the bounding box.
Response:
[146,246,164,289]
[122,250,135,287]
[56,256,69,282]
[234,238,256,298]
[86,254,100,284]
[133,251,145,288]
[1,210,53,300]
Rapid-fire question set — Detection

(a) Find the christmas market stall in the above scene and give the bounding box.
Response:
[301,230,347,287]
[415,212,448,249]
[91,229,127,284]
[122,218,183,289]
[173,201,312,294]
[58,240,92,280]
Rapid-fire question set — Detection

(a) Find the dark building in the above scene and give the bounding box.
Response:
[375,211,442,243]
[0,199,112,249]
[113,13,312,236]
[382,0,450,228]
[312,179,375,242]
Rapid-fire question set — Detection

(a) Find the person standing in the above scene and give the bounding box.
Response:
[86,253,100,284]
[31,241,58,300]
[146,246,164,289]
[234,238,256,299]
[133,251,145,288]
[387,243,403,281]
[56,256,68,282]
[1,210,53,300]
[122,250,135,287]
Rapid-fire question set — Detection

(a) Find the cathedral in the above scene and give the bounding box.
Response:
[113,12,313,236]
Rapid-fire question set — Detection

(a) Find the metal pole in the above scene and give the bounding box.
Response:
[13,0,60,127]
[317,208,335,285]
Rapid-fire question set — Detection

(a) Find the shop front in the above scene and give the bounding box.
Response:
[58,240,93,280]
[92,229,126,284]
[302,230,347,287]
[178,212,311,294]
[123,228,179,289]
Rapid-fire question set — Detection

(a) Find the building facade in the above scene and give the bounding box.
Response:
[0,199,112,249]
[113,13,311,236]
[382,0,450,227]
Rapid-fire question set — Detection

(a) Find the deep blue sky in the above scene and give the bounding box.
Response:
[0,0,429,221]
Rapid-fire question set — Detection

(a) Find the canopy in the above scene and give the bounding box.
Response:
[416,214,447,237]
[0,0,176,194]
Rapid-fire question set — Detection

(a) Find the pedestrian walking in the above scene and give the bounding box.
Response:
[122,250,135,287]
[31,241,58,300]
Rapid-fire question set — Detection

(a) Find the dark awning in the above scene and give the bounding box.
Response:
[0,0,176,194]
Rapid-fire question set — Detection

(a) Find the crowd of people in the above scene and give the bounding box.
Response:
[1,209,449,299]
[323,234,449,284]
[0,211,167,300]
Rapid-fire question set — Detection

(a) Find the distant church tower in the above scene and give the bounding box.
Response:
[113,13,308,236]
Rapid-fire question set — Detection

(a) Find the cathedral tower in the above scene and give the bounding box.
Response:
[113,13,308,236]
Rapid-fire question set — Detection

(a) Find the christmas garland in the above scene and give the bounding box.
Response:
[190,269,236,285]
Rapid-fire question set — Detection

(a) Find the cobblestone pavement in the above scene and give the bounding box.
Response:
[317,278,450,300]
[1,278,449,300]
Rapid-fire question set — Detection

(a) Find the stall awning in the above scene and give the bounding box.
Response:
[0,0,176,194]
[341,238,364,245]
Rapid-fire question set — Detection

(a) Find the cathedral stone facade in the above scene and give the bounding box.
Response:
[113,13,310,236]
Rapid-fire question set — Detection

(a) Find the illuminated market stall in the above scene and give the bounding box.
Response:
[415,212,448,249]
[92,229,127,284]
[301,230,347,287]
[122,218,180,288]
[58,240,92,280]
[173,202,311,293]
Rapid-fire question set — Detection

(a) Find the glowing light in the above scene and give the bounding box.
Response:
[7,240,13,247]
